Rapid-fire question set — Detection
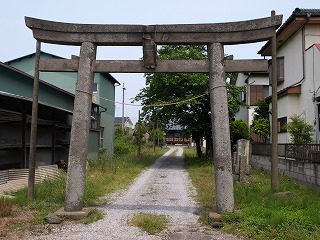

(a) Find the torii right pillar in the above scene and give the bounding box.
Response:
[208,42,234,213]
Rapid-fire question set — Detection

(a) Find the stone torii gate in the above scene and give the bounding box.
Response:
[25,13,282,214]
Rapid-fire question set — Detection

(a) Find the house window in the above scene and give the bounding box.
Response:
[93,83,98,93]
[90,106,99,130]
[268,57,285,84]
[250,85,268,105]
[278,117,287,133]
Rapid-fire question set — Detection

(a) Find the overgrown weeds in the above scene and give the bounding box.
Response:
[184,147,320,240]
[129,213,167,235]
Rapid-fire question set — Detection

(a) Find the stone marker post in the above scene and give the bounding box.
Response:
[208,42,234,213]
[233,139,251,183]
[64,42,97,211]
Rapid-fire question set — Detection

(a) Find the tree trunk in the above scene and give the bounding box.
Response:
[205,133,213,159]
[193,133,202,158]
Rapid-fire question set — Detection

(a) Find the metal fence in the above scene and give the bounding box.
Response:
[252,143,320,163]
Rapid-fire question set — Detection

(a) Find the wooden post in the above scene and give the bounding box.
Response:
[28,40,41,200]
[208,42,234,213]
[153,121,156,152]
[138,110,141,158]
[64,42,96,211]
[22,103,27,168]
[122,83,126,134]
[271,10,279,192]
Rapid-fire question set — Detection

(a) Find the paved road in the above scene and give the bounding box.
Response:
[31,146,242,240]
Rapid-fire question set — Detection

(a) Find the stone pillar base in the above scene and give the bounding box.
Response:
[54,207,94,220]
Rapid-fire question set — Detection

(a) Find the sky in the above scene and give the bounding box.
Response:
[0,0,318,124]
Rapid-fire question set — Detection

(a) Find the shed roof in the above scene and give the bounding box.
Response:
[0,61,73,97]
[6,51,120,85]
[0,60,102,113]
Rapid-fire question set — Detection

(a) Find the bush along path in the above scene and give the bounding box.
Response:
[30,146,241,240]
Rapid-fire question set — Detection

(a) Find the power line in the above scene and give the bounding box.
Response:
[78,84,226,107]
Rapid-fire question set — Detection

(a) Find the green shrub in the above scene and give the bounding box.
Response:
[286,114,314,144]
[114,134,136,155]
[251,99,270,142]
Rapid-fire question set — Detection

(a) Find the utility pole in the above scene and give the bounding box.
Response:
[122,83,126,134]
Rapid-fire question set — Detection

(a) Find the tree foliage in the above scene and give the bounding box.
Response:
[286,114,314,144]
[133,121,148,143]
[227,84,247,121]
[230,119,249,151]
[251,119,270,142]
[251,99,270,142]
[134,45,246,157]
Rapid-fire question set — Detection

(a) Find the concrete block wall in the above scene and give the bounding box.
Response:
[251,155,320,190]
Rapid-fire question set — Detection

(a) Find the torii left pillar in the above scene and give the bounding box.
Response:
[64,42,96,211]
[208,42,234,213]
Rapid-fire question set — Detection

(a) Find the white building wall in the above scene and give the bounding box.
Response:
[277,30,304,90]
[275,25,320,143]
[248,107,256,126]
[235,73,248,123]
[305,25,320,49]
[315,47,320,142]
[249,75,269,86]
[305,45,320,142]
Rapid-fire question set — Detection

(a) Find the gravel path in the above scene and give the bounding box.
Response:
[31,146,242,240]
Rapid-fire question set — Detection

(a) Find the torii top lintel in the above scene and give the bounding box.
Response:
[25,15,282,46]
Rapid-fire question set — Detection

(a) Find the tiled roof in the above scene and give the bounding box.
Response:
[166,124,185,131]
[114,117,131,124]
[293,8,320,15]
[258,8,320,55]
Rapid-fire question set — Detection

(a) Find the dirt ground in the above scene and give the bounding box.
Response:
[0,205,86,240]
[0,205,34,239]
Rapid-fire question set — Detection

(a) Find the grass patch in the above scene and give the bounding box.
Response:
[129,213,167,235]
[83,208,104,224]
[169,149,178,156]
[184,147,320,240]
[10,172,67,224]
[183,147,215,224]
